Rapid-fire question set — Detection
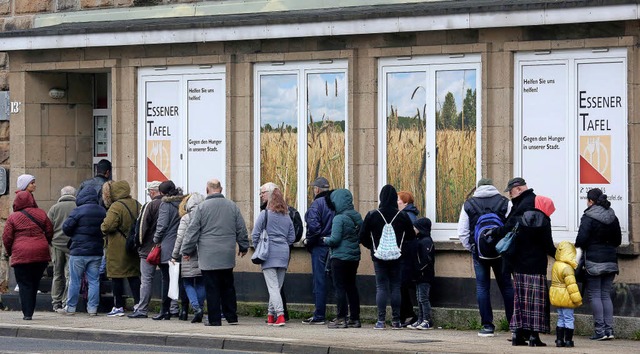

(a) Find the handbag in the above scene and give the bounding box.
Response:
[146,244,161,266]
[251,211,270,265]
[495,222,519,256]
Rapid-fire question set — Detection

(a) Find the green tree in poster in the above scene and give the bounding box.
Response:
[441,92,458,129]
[461,88,476,130]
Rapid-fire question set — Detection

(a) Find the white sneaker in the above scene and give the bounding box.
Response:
[107,307,124,317]
[55,307,67,314]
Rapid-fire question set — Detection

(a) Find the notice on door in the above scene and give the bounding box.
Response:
[145,80,181,183]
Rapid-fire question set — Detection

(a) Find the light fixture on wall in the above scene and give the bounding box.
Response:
[48,88,66,99]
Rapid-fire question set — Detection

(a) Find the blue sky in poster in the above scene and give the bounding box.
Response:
[436,70,476,112]
[307,73,346,124]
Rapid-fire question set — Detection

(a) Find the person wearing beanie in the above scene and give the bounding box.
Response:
[16,174,36,193]
[406,217,435,330]
[575,188,621,341]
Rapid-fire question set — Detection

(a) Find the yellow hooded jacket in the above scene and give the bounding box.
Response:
[549,241,583,309]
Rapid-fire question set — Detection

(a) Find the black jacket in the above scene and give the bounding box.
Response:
[304,190,335,249]
[575,204,621,275]
[137,195,163,258]
[414,218,435,283]
[63,187,106,257]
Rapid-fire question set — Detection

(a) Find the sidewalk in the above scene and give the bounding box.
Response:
[0,311,637,353]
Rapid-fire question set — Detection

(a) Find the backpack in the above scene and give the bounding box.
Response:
[371,210,404,261]
[468,198,505,260]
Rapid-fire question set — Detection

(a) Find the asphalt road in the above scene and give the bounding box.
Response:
[0,336,273,354]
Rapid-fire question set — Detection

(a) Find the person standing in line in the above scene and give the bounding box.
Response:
[61,188,106,316]
[302,177,335,325]
[152,180,186,320]
[127,181,163,319]
[2,191,53,320]
[100,180,141,317]
[360,184,416,330]
[172,192,206,323]
[550,241,582,347]
[407,217,435,330]
[456,178,513,337]
[323,189,363,329]
[77,159,112,209]
[16,174,37,195]
[47,186,76,313]
[252,189,295,326]
[397,191,418,327]
[259,182,303,321]
[575,188,621,341]
[181,179,249,326]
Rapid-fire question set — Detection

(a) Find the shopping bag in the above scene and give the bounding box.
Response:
[168,261,180,301]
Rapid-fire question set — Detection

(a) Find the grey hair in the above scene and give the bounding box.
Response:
[260,182,279,195]
[61,186,76,196]
[317,186,330,192]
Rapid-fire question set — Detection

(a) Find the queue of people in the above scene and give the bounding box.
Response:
[0,164,623,345]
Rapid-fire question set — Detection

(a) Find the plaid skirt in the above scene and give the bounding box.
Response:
[510,272,550,333]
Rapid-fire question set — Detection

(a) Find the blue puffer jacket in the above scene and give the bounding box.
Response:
[324,189,363,262]
[63,187,107,257]
[304,190,335,249]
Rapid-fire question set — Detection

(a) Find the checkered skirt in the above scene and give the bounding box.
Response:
[510,272,550,333]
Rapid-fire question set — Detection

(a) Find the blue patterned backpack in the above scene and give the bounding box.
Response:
[372,210,404,261]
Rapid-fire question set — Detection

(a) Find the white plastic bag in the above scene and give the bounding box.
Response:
[168,261,180,300]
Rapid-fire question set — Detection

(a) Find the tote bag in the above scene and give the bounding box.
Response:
[251,211,270,265]
[168,261,180,300]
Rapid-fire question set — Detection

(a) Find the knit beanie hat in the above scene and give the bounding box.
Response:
[17,174,35,191]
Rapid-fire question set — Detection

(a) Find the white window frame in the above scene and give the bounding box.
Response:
[253,60,349,222]
[514,48,629,244]
[378,55,482,242]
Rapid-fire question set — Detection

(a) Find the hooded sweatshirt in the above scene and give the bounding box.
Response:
[413,217,435,283]
[457,185,510,251]
[575,204,621,275]
[324,189,363,262]
[550,241,582,309]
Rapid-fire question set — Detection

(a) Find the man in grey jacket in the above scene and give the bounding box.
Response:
[47,186,76,312]
[182,179,249,326]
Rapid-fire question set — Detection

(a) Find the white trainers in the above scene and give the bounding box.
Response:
[416,320,433,330]
[55,307,67,314]
[107,307,125,317]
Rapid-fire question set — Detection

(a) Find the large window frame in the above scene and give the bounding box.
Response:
[253,60,349,221]
[378,55,482,242]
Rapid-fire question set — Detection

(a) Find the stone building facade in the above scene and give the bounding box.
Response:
[0,0,639,319]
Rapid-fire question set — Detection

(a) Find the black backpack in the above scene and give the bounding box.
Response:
[117,201,140,255]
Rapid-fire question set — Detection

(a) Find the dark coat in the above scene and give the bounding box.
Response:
[575,204,621,275]
[78,174,109,209]
[414,218,435,284]
[359,185,416,263]
[136,195,163,258]
[153,195,185,264]
[63,187,106,257]
[304,190,335,249]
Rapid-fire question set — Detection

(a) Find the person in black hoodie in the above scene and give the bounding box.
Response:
[575,188,621,341]
[360,184,416,330]
[407,217,434,330]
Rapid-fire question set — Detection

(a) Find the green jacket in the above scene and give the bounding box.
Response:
[324,189,363,262]
[100,181,141,278]
[47,194,77,252]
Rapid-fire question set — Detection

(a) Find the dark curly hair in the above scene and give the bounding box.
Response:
[587,188,611,209]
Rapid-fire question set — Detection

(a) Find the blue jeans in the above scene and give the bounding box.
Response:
[183,276,205,311]
[67,255,102,314]
[373,260,402,322]
[557,308,575,329]
[311,246,329,320]
[416,282,432,323]
[473,254,514,328]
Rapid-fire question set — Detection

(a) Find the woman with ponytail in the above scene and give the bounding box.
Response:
[575,188,621,341]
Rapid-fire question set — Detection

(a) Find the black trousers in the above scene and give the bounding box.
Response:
[14,262,48,318]
[202,268,238,325]
[331,259,360,320]
[112,276,141,309]
[400,282,417,322]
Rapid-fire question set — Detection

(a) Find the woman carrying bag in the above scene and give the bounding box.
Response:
[251,189,295,326]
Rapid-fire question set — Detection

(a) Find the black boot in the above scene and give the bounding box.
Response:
[179,308,188,321]
[555,327,565,347]
[191,308,203,323]
[529,332,547,347]
[512,329,528,346]
[564,328,574,347]
[152,312,171,320]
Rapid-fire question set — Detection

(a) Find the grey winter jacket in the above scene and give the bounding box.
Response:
[251,210,295,270]
[153,195,184,264]
[47,194,77,252]
[172,193,205,278]
[181,193,249,271]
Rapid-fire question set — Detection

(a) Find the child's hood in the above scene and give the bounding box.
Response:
[555,241,578,269]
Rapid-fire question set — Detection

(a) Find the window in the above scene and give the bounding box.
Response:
[514,48,628,243]
[379,55,482,241]
[254,60,348,216]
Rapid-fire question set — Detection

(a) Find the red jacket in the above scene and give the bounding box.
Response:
[2,191,53,266]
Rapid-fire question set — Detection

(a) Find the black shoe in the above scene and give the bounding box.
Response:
[512,330,528,346]
[401,316,418,328]
[478,326,495,337]
[328,318,348,329]
[348,319,362,328]
[565,328,575,347]
[152,313,171,320]
[590,333,607,341]
[127,311,148,319]
[204,321,221,326]
[191,309,203,323]
[301,317,326,325]
[528,332,547,347]
[179,310,188,321]
[23,316,32,321]
[604,329,614,340]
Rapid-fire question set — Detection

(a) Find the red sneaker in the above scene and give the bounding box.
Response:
[267,314,275,326]
[274,314,286,326]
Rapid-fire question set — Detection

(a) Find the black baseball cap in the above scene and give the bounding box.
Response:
[310,177,330,188]
[504,177,526,192]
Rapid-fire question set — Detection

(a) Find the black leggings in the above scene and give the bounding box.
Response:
[112,276,141,308]
[14,262,47,318]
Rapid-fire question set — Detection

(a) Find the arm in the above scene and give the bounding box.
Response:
[563,266,583,306]
[101,207,121,235]
[153,203,169,244]
[359,212,373,249]
[235,207,249,254]
[610,217,622,247]
[574,215,590,249]
[304,200,322,246]
[251,211,266,248]
[287,221,295,245]
[290,207,304,243]
[323,215,343,248]
[62,211,79,237]
[181,209,201,257]
[457,206,472,251]
[2,219,15,256]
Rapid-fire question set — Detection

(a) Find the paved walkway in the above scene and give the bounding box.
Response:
[0,311,636,353]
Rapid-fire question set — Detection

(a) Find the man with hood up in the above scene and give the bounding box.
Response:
[360,184,415,330]
[457,178,513,337]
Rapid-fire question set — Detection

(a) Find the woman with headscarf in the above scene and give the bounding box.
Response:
[173,192,206,323]
[2,191,53,320]
[360,184,416,330]
[100,180,141,317]
[575,188,621,341]
[152,180,186,320]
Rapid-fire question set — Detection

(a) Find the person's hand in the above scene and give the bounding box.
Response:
[238,250,247,257]
[183,255,190,261]
[170,258,177,264]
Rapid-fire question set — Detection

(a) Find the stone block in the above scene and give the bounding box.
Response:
[517,40,551,52]
[478,28,523,51]
[75,104,93,136]
[0,141,9,165]
[54,61,80,71]
[486,88,512,128]
[140,57,167,67]
[10,135,25,168]
[231,62,251,98]
[192,55,222,65]
[485,125,511,165]
[24,136,42,168]
[409,45,444,56]
[57,0,78,11]
[353,57,376,94]
[50,168,80,199]
[41,136,66,168]
[143,45,169,59]
[166,57,193,66]
[415,31,447,47]
[169,43,197,57]
[352,93,376,129]
[67,73,93,104]
[0,53,7,68]
[24,103,42,136]
[46,104,76,136]
[354,128,376,166]
[80,0,118,10]
[0,1,9,15]
[0,195,11,219]
[24,72,67,104]
[0,121,8,140]
[3,16,34,31]
[487,51,513,90]
[289,37,318,52]
[282,51,314,62]
[231,131,251,168]
[78,60,105,69]
[630,162,640,203]
[261,39,289,53]
[15,0,51,14]
[83,47,110,62]
[229,96,251,132]
[0,71,7,91]
[29,167,51,203]
[196,42,225,55]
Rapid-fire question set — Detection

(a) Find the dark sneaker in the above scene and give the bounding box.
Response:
[605,330,615,340]
[391,321,402,330]
[407,321,421,330]
[127,311,148,319]
[590,333,607,341]
[348,319,361,328]
[478,326,495,337]
[327,318,348,329]
[416,320,433,330]
[301,317,325,325]
[374,321,386,330]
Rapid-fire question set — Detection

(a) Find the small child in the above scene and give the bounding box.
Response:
[407,217,435,330]
[550,241,583,348]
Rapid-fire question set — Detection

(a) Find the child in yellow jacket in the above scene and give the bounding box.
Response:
[550,241,583,348]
